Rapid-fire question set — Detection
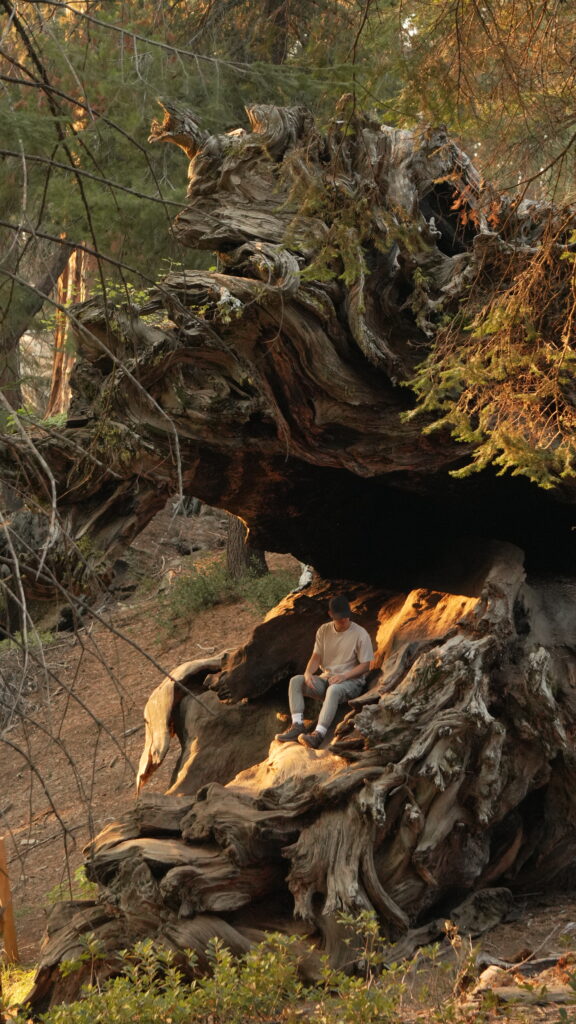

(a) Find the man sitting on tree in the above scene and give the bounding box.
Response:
[276,595,374,749]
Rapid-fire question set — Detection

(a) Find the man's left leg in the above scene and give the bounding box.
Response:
[276,674,328,742]
[299,677,365,748]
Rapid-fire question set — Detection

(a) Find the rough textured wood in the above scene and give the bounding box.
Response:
[25,540,576,1010]
[0,837,19,963]
[1,103,574,597]
[136,655,224,792]
[9,101,576,1008]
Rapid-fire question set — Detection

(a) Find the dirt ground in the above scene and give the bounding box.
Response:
[1,506,576,1021]
[0,506,298,963]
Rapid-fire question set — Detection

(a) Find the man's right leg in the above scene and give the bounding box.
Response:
[276,674,328,741]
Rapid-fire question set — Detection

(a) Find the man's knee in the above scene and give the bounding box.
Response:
[327,682,347,702]
[289,674,305,693]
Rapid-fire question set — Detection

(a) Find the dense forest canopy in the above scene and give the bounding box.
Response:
[1,0,575,456]
[0,1,573,609]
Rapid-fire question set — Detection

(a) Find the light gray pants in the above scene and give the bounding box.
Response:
[288,673,365,732]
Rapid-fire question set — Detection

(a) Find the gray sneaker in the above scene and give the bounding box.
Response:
[276,723,306,742]
[298,730,324,749]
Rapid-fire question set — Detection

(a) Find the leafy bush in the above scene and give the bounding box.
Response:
[164,558,239,620]
[5,914,510,1024]
[163,557,299,623]
[29,935,307,1024]
[28,927,409,1024]
[0,629,54,655]
[238,567,300,614]
[46,866,99,905]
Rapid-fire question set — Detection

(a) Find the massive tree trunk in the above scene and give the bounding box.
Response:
[2,101,575,1008]
[0,104,573,594]
[27,552,576,1010]
[226,513,268,579]
[0,238,73,630]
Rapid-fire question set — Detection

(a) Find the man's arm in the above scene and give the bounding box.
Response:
[328,661,370,685]
[304,651,322,686]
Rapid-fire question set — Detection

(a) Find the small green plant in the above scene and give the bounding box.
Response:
[0,629,54,655]
[163,557,298,624]
[556,1008,576,1024]
[58,933,108,983]
[316,911,406,1024]
[163,557,240,621]
[237,567,300,614]
[46,866,99,905]
[0,962,37,1015]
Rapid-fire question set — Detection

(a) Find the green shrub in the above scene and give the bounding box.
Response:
[32,934,307,1024]
[237,567,300,614]
[0,963,37,1013]
[164,558,239,620]
[6,914,500,1024]
[46,866,99,905]
[0,629,54,655]
[163,557,299,624]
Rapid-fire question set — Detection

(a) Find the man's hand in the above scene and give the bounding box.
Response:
[327,661,370,686]
[304,652,322,688]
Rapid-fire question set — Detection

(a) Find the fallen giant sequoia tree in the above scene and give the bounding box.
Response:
[7,102,576,1007]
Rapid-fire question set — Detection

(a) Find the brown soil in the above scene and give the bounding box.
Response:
[2,507,576,1022]
[0,506,298,963]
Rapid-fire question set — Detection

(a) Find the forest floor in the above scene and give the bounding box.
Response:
[0,505,297,964]
[1,507,576,1022]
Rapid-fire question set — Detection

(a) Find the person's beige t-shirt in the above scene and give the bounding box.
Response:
[313,621,373,677]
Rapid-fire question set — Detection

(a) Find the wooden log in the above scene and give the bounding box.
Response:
[2,106,574,603]
[0,838,18,964]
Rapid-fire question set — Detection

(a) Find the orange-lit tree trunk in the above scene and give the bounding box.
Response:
[45,248,88,418]
[226,514,268,580]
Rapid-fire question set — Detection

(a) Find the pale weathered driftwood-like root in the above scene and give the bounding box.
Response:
[26,544,576,1009]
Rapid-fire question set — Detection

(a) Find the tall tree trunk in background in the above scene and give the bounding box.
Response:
[226,514,268,580]
[0,239,70,636]
[264,0,289,65]
[0,241,72,400]
[45,248,87,418]
[0,240,71,514]
[0,242,72,415]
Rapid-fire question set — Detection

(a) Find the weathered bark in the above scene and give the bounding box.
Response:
[25,542,576,1010]
[226,513,268,580]
[0,102,574,597]
[0,237,71,517]
[2,102,575,1006]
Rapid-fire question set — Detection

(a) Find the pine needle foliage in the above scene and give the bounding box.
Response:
[406,210,576,487]
[396,0,576,200]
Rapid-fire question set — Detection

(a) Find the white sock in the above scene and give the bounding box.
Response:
[292,713,303,724]
[315,724,327,737]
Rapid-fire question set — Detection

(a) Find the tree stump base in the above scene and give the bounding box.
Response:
[25,542,576,1010]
